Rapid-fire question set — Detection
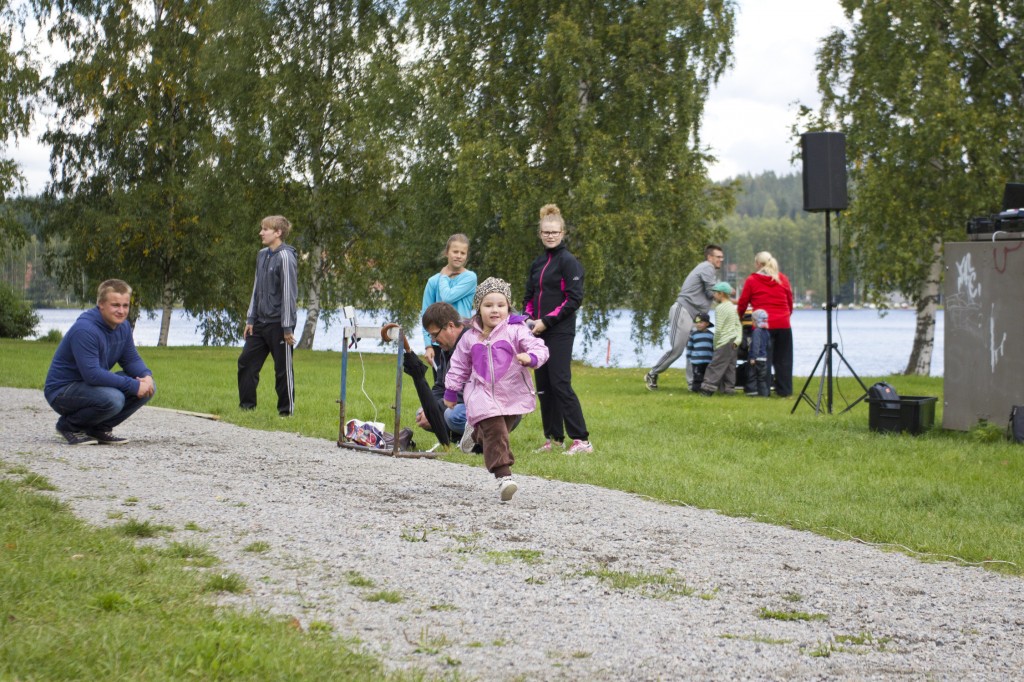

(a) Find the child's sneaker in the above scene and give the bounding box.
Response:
[644,372,658,390]
[565,439,594,455]
[458,424,476,453]
[497,476,518,501]
[534,439,561,453]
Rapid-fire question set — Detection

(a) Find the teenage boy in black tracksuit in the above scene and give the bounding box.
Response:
[238,215,298,416]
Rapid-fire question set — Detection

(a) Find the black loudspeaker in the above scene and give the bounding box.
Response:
[1003,182,1024,211]
[801,132,848,212]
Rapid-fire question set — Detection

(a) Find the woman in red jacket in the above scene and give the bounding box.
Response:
[735,252,795,397]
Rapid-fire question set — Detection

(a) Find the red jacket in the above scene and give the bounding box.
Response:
[735,272,794,329]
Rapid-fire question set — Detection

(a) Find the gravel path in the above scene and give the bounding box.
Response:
[4,387,1022,680]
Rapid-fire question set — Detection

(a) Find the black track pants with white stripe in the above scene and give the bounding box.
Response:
[238,322,295,415]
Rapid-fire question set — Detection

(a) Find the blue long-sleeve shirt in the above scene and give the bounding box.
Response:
[44,307,152,401]
[421,269,477,347]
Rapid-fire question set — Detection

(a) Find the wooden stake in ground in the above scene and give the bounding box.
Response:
[147,406,220,421]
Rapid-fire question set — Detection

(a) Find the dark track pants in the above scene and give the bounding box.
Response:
[238,322,295,415]
[535,332,589,442]
[767,328,794,397]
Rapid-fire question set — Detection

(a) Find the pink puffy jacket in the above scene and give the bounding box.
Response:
[444,317,549,427]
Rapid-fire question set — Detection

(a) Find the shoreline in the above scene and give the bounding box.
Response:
[30,308,946,376]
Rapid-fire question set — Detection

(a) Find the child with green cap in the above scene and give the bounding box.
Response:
[699,281,742,396]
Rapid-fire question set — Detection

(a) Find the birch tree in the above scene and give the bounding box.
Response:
[398,0,737,344]
[263,0,412,349]
[37,0,216,345]
[806,0,1024,375]
[0,0,41,242]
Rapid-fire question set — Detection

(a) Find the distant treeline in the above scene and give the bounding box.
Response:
[728,172,807,220]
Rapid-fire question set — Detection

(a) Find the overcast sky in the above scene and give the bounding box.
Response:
[704,0,849,181]
[8,0,848,195]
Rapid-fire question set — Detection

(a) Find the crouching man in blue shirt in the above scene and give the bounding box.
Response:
[44,279,156,445]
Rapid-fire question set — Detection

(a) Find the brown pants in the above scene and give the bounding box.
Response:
[475,415,519,478]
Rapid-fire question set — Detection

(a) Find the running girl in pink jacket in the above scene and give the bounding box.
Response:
[444,277,549,501]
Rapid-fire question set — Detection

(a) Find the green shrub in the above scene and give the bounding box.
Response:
[37,328,63,343]
[0,283,39,339]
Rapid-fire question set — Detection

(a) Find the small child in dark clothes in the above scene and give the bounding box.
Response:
[750,309,770,397]
[685,312,715,392]
[738,309,757,395]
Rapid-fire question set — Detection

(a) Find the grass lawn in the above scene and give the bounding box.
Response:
[0,474,426,680]
[3,338,1021,576]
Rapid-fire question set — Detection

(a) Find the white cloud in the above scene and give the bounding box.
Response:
[704,0,849,181]
[9,125,50,195]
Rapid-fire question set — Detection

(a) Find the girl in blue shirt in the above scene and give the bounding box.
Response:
[421,233,477,366]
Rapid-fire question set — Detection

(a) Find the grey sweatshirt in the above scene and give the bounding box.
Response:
[675,260,718,314]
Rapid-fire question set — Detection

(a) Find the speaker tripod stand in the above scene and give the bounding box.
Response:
[790,207,869,415]
[791,342,869,415]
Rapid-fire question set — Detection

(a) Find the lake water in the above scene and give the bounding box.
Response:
[32,307,944,377]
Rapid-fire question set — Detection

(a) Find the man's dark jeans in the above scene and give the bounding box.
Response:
[48,373,154,432]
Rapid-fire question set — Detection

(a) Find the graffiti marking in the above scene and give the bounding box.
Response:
[990,304,1006,373]
[956,253,981,301]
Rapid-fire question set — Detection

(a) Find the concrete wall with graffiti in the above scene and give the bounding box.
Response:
[943,238,1024,430]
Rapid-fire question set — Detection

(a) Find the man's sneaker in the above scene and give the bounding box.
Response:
[459,424,476,454]
[497,476,518,502]
[644,372,658,391]
[565,439,594,455]
[87,430,130,445]
[534,440,562,453]
[57,428,97,445]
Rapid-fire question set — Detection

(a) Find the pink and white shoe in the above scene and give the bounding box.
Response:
[535,440,562,453]
[565,439,594,455]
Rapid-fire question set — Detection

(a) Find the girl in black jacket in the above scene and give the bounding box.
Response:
[523,204,593,455]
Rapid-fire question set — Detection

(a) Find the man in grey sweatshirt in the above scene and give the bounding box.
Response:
[645,244,724,390]
[238,215,298,415]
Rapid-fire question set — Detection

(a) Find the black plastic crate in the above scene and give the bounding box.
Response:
[868,396,937,435]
